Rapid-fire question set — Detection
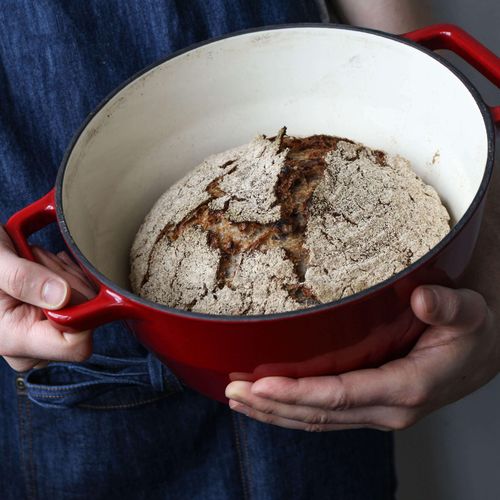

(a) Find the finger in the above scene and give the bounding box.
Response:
[0,246,70,309]
[228,401,375,432]
[57,251,76,267]
[411,286,488,330]
[226,382,404,430]
[33,359,50,369]
[3,356,50,372]
[1,320,92,363]
[34,247,83,282]
[245,360,419,410]
[32,247,96,300]
[32,246,67,273]
[57,252,91,284]
[55,251,90,281]
[3,355,43,372]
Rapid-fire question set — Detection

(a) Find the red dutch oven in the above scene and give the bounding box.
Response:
[5,24,499,403]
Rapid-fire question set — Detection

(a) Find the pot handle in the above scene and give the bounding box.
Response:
[4,189,137,332]
[402,24,500,126]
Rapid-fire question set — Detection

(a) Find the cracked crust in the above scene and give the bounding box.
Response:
[304,142,450,302]
[130,129,450,315]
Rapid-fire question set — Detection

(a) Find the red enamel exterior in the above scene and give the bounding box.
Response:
[403,24,500,86]
[403,24,500,125]
[4,24,499,403]
[128,199,485,401]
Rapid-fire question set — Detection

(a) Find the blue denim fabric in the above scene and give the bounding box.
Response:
[23,353,183,409]
[0,1,396,498]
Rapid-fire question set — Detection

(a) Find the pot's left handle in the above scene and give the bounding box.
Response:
[4,189,136,332]
[401,24,499,126]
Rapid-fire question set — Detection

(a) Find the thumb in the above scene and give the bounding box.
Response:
[411,285,487,330]
[0,249,70,310]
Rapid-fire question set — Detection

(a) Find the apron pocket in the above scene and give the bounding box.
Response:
[24,352,183,409]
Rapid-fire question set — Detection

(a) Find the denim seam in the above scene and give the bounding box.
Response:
[77,392,176,410]
[28,394,74,399]
[230,412,251,500]
[25,380,150,394]
[28,388,142,398]
[67,370,148,378]
[17,395,28,500]
[25,398,37,500]
[17,395,36,500]
[238,414,253,497]
[30,390,175,406]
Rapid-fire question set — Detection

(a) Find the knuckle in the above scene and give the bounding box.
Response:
[443,292,461,323]
[5,265,28,299]
[256,412,275,426]
[304,411,330,425]
[260,404,276,416]
[304,423,325,433]
[449,289,489,332]
[327,388,350,411]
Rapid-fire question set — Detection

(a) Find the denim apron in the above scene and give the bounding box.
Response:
[0,1,396,498]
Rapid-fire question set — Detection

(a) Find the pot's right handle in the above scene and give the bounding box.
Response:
[402,24,500,125]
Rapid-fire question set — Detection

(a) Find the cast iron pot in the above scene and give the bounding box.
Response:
[5,24,499,403]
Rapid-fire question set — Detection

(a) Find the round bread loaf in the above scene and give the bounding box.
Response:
[130,129,450,315]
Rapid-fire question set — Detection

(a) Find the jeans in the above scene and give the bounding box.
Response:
[0,1,396,498]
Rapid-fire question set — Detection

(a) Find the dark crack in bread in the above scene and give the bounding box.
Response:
[130,128,450,315]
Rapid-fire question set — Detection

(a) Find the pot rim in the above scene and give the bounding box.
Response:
[55,23,496,323]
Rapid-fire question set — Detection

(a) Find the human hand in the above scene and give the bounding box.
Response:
[226,285,500,431]
[0,226,97,372]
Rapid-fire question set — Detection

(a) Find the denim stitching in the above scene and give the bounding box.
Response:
[17,395,37,500]
[67,370,148,378]
[77,392,176,410]
[30,391,176,407]
[63,366,149,378]
[230,412,250,500]
[28,384,156,398]
[25,398,38,500]
[28,394,73,399]
[238,414,253,497]
[25,380,150,394]
[43,358,148,369]
[17,395,29,500]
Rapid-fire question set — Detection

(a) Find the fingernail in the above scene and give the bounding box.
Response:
[225,381,246,400]
[42,279,67,307]
[421,287,438,315]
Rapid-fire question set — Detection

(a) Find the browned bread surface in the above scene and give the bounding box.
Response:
[130,129,450,315]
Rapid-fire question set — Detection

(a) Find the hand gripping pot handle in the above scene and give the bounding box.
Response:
[4,189,136,332]
[402,23,500,125]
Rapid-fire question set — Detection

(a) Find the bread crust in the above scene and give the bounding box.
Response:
[130,129,450,315]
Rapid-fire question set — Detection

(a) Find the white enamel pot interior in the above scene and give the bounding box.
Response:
[57,25,493,308]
